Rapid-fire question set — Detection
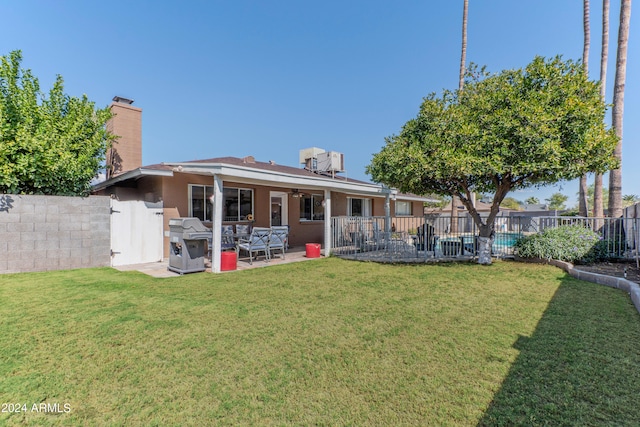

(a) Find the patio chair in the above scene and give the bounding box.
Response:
[414,223,439,252]
[221,225,236,251]
[235,224,251,238]
[206,225,236,258]
[365,221,386,250]
[237,227,271,264]
[346,218,365,249]
[268,226,289,260]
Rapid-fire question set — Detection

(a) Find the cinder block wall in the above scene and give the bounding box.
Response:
[0,194,111,274]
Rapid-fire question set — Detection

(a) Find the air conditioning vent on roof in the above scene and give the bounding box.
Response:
[299,147,325,165]
[317,151,344,173]
[299,147,345,177]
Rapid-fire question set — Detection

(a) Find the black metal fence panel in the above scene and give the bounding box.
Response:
[330,215,640,262]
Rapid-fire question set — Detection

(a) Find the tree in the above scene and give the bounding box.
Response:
[368,56,618,264]
[580,183,610,212]
[623,194,640,207]
[546,192,569,210]
[578,0,591,217]
[0,50,113,196]
[424,194,450,209]
[451,0,469,234]
[608,0,632,217]
[594,0,610,220]
[458,0,469,91]
[525,196,540,204]
[500,197,522,210]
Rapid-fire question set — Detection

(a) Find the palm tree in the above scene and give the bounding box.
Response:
[594,0,609,222]
[450,0,469,234]
[459,0,469,90]
[579,1,591,217]
[608,0,631,218]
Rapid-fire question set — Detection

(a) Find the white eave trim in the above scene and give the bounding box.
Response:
[166,162,394,197]
[92,168,174,191]
[94,161,432,202]
[397,194,438,203]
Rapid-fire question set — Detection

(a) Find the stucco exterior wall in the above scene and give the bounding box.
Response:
[96,171,426,259]
[0,194,111,274]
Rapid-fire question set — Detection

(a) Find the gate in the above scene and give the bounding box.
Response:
[110,200,164,266]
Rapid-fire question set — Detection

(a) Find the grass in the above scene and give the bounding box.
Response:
[0,258,639,426]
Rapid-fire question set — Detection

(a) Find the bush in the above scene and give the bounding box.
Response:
[514,225,607,264]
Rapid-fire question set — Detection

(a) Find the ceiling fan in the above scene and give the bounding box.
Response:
[290,189,306,198]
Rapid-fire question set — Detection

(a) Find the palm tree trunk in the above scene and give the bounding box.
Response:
[579,0,591,217]
[608,0,631,218]
[594,0,609,225]
[451,0,468,236]
[458,0,468,90]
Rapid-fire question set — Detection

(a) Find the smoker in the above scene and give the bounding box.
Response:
[168,217,211,274]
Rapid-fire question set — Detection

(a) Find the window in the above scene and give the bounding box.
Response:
[395,201,412,216]
[189,185,254,222]
[189,184,214,221]
[348,197,371,217]
[300,194,324,221]
[223,187,254,221]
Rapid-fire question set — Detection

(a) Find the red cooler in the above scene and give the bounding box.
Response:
[305,243,321,258]
[220,251,237,271]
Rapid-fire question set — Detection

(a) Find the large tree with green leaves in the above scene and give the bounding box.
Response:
[546,192,569,210]
[368,56,618,264]
[0,50,113,196]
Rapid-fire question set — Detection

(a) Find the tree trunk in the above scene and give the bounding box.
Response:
[451,0,468,237]
[594,0,609,225]
[579,0,590,217]
[458,181,512,266]
[450,196,459,235]
[458,199,494,265]
[477,236,493,265]
[593,173,605,225]
[609,0,631,218]
[459,0,468,90]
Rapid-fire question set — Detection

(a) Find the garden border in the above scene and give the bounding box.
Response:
[519,257,640,316]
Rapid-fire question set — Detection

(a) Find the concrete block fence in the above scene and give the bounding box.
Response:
[0,194,111,274]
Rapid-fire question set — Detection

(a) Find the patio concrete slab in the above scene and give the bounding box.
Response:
[113,246,322,278]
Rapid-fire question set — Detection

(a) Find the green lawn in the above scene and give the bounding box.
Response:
[1,259,639,426]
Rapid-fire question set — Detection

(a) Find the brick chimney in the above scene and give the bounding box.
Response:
[106,96,142,178]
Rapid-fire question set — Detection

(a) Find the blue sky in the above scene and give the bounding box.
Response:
[2,0,638,208]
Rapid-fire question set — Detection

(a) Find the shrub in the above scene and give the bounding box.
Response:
[514,225,606,264]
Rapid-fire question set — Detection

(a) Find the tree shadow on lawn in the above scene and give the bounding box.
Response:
[479,275,640,426]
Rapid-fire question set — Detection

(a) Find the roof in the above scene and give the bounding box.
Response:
[94,156,434,202]
[424,199,516,213]
[181,156,366,183]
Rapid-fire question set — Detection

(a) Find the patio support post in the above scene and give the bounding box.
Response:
[211,174,224,273]
[324,189,331,256]
[384,190,391,244]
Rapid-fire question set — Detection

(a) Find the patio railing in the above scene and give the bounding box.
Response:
[330,215,640,262]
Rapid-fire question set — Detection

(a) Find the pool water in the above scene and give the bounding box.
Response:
[438,232,521,255]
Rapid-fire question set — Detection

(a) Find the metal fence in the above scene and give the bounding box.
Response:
[526,215,639,259]
[330,214,640,262]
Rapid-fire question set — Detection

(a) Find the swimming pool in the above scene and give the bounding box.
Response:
[438,232,522,256]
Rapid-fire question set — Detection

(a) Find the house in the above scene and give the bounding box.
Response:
[424,199,517,215]
[93,97,431,271]
[423,198,518,234]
